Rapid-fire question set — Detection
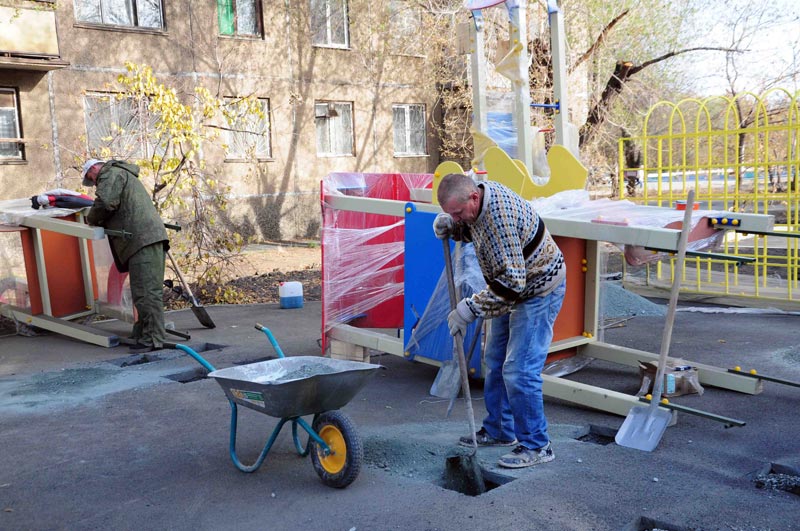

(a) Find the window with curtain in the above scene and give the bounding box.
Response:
[392,103,426,156]
[84,93,163,160]
[224,98,271,159]
[217,0,261,37]
[310,0,349,48]
[74,0,164,30]
[315,101,353,156]
[0,88,24,160]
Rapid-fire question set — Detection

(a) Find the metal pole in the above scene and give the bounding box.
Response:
[508,0,534,173]
[548,0,569,149]
[469,10,488,149]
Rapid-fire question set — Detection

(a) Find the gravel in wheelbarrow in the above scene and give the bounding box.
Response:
[208,356,382,419]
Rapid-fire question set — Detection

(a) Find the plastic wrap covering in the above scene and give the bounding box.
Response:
[0,231,29,310]
[405,243,485,361]
[92,238,134,321]
[535,190,728,265]
[486,94,517,160]
[321,172,432,333]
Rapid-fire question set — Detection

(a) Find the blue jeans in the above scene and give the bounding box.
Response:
[481,280,566,449]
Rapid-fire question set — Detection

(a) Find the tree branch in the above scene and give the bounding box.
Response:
[570,9,630,74]
[632,46,741,75]
[580,46,742,146]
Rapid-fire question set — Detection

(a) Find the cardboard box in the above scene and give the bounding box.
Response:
[637,360,704,398]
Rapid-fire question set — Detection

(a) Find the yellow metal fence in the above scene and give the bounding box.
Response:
[618,90,800,307]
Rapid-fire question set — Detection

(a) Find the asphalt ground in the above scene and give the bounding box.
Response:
[1,301,799,530]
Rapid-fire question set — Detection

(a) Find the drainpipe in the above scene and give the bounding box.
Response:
[47,70,63,183]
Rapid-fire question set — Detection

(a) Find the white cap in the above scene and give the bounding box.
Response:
[81,159,104,186]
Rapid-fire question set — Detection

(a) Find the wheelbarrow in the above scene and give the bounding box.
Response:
[171,323,381,488]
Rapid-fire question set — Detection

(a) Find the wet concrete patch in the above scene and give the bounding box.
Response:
[6,367,118,398]
[361,422,588,494]
[776,345,800,365]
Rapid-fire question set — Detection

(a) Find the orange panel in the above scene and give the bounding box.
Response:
[20,214,97,317]
[547,236,587,362]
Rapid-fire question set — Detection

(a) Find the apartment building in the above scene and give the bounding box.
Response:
[0,0,440,240]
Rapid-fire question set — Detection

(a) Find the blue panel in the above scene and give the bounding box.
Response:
[403,203,483,377]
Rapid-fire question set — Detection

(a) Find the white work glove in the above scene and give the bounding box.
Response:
[433,213,455,240]
[447,299,476,337]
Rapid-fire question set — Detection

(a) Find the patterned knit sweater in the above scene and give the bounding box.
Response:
[455,181,566,319]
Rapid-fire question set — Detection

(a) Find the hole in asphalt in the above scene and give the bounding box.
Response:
[108,342,225,368]
[164,368,207,384]
[107,353,164,367]
[233,356,276,365]
[624,516,690,531]
[364,435,514,495]
[754,462,800,496]
[576,424,616,445]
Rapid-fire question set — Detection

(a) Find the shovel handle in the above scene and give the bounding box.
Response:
[442,240,480,450]
[650,190,695,409]
[166,250,199,305]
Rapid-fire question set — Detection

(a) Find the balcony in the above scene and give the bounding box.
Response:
[0,5,69,71]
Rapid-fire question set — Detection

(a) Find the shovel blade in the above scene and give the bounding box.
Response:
[614,405,672,452]
[191,305,216,329]
[430,360,461,398]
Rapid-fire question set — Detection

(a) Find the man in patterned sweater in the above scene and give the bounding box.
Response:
[434,172,566,468]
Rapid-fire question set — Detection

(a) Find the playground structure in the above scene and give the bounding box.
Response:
[0,200,172,347]
[321,1,779,425]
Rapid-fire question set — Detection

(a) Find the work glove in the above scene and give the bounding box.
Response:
[433,213,455,240]
[447,299,477,337]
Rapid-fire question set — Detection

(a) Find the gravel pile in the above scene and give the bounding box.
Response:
[600,281,667,318]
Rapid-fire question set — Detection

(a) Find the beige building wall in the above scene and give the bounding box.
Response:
[0,0,440,241]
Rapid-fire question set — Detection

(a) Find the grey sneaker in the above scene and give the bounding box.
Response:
[458,427,517,447]
[498,442,555,468]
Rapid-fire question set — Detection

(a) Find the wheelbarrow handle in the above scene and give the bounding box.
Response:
[254,323,286,359]
[171,343,217,373]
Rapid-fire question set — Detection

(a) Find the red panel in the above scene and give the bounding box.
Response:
[322,174,414,331]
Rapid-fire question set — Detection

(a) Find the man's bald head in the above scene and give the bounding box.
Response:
[437,173,478,205]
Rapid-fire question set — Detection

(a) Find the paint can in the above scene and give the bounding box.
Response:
[279,281,303,309]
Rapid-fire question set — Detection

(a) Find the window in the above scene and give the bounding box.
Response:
[311,0,349,48]
[0,88,24,160]
[224,98,271,160]
[393,104,426,156]
[218,0,261,37]
[74,0,164,30]
[315,101,353,156]
[84,93,162,160]
[389,0,423,55]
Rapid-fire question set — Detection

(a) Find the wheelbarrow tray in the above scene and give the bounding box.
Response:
[208,356,381,418]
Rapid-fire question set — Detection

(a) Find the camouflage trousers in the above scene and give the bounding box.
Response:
[128,242,166,348]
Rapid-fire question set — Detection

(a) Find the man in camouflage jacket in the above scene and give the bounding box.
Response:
[83,159,169,352]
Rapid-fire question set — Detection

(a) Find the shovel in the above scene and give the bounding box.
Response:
[615,190,695,452]
[440,239,486,495]
[165,250,216,329]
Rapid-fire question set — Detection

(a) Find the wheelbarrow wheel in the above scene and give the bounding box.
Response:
[310,410,362,489]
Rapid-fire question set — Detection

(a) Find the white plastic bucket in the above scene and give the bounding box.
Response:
[279,281,303,309]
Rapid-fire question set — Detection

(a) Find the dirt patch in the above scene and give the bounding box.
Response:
[165,243,321,308]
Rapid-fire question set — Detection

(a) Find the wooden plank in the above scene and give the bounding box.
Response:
[581,341,762,395]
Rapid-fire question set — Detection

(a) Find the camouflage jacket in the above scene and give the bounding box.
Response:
[87,160,168,271]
